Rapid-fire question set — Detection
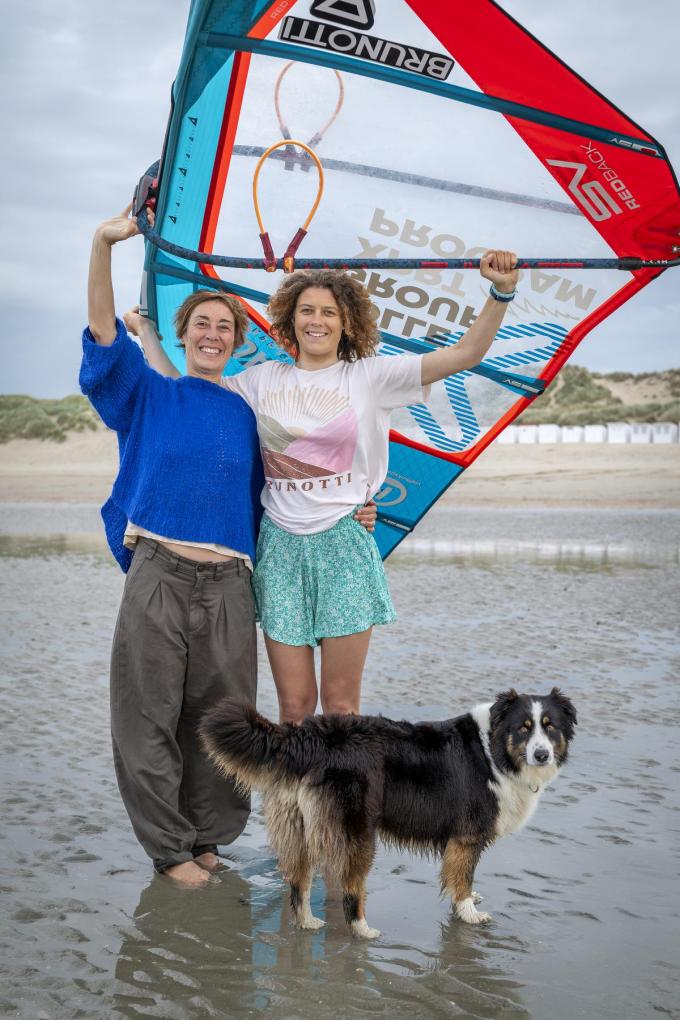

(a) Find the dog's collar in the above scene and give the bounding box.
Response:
[518,776,541,794]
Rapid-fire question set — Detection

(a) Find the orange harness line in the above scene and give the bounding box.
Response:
[252,139,325,273]
[274,61,345,155]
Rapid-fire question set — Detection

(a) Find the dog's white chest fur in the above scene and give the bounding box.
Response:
[471,704,554,838]
[492,772,541,837]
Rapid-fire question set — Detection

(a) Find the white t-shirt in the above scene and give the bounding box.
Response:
[224,355,428,534]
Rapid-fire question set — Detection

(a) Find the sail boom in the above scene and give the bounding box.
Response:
[138,208,679,271]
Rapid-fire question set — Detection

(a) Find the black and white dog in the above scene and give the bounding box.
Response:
[200,688,576,938]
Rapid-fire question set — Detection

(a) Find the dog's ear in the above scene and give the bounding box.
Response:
[490,688,519,728]
[549,686,578,727]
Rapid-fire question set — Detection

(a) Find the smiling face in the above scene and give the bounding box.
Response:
[293,287,344,368]
[182,299,236,379]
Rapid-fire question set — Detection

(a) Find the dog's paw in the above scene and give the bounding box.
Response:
[351,918,381,940]
[471,890,483,904]
[298,915,325,930]
[455,897,492,925]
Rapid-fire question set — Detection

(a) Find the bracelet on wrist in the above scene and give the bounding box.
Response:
[489,282,516,303]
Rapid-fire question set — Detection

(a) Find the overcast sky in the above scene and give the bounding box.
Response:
[2,0,678,397]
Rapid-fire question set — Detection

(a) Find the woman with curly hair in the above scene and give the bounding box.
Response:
[136,254,518,723]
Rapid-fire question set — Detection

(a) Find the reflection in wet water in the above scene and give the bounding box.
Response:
[395,537,680,567]
[2,530,678,570]
[1,504,680,1018]
[0,532,108,559]
[110,814,533,1020]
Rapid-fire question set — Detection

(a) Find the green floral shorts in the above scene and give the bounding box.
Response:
[252,511,396,647]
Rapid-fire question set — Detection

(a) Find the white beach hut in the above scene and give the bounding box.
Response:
[607,423,631,444]
[651,422,679,443]
[630,424,653,444]
[561,426,585,443]
[584,425,607,443]
[517,425,538,444]
[537,424,561,443]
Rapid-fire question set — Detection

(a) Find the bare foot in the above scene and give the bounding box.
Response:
[164,860,212,887]
[193,852,226,873]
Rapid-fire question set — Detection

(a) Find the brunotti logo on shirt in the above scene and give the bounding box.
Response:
[266,473,353,493]
[279,16,455,81]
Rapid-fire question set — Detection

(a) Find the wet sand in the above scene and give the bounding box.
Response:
[1,504,680,1018]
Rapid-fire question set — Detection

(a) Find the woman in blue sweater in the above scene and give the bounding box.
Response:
[84,206,376,887]
[82,206,267,888]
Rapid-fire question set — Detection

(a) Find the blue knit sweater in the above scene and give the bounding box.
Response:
[80,319,263,571]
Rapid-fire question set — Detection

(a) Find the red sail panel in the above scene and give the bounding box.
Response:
[409,0,652,138]
[407,0,680,266]
[503,123,679,266]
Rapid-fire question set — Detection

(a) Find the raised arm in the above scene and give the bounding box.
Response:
[421,250,519,386]
[87,204,141,345]
[124,307,180,378]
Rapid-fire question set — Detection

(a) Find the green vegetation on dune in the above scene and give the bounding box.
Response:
[518,365,680,426]
[552,366,620,407]
[519,399,680,426]
[596,368,680,395]
[0,395,99,443]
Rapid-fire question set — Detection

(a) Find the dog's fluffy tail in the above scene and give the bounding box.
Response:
[199,698,320,794]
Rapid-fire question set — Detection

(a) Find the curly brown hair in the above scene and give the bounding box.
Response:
[174,290,249,351]
[267,270,380,362]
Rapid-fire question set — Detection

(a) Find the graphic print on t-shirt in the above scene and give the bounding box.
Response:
[258,384,358,479]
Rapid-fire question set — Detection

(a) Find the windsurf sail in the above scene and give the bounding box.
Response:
[139,0,680,558]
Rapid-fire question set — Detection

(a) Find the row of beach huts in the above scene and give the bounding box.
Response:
[498,422,679,444]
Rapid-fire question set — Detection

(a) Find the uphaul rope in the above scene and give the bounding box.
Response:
[252,140,325,272]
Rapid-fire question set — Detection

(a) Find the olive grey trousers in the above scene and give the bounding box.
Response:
[110,539,257,872]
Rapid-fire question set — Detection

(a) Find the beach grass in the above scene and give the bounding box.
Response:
[0,395,99,444]
[518,365,680,425]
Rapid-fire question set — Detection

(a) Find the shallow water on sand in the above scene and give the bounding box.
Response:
[1,505,679,1019]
